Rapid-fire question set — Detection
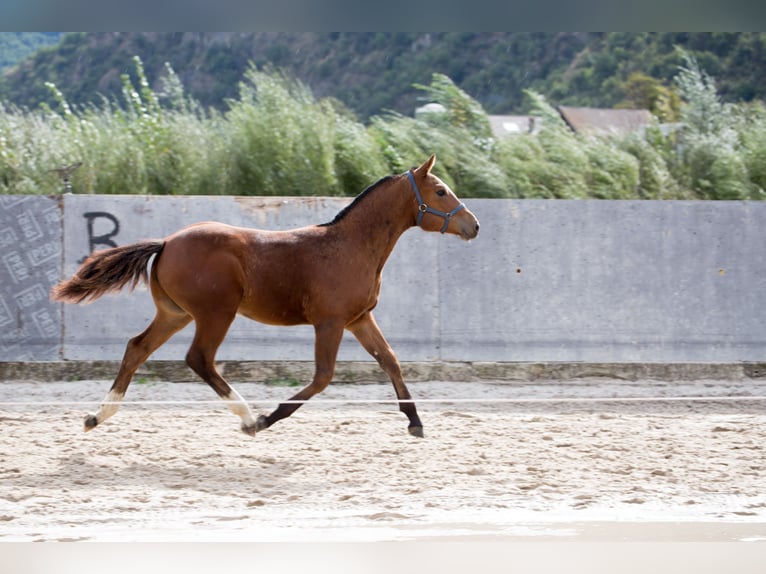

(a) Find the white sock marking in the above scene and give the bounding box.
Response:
[224,389,256,427]
[95,390,124,423]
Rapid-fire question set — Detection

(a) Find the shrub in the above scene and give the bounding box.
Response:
[1,56,765,202]
[494,91,640,199]
[328,100,387,195]
[225,67,338,196]
[618,131,683,199]
[674,49,755,199]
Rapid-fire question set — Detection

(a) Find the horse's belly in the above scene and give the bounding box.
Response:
[237,299,307,327]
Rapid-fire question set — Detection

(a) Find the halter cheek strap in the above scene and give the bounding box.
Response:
[407,171,466,233]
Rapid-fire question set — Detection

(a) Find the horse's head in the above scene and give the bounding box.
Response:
[408,155,480,241]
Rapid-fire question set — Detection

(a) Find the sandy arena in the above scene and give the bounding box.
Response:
[0,377,765,545]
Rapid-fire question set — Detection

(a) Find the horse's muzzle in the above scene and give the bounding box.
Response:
[457,210,480,241]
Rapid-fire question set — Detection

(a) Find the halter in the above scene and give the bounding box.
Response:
[407,170,466,234]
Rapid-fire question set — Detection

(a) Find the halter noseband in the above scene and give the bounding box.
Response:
[407,170,465,234]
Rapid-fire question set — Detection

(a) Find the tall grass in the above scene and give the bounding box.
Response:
[1,55,765,200]
[670,50,765,200]
[492,91,641,199]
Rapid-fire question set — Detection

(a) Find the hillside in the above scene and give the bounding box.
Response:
[1,32,765,119]
[0,32,63,71]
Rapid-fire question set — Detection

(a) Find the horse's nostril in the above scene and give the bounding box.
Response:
[475,223,480,232]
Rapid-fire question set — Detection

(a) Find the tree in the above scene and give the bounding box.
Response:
[617,72,681,123]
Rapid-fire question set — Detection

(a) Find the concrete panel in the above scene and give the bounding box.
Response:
[60,195,440,363]
[3,193,762,366]
[440,199,766,362]
[0,196,62,360]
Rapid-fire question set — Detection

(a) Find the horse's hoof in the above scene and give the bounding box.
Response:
[84,414,98,432]
[255,415,270,432]
[408,425,424,438]
[241,422,258,437]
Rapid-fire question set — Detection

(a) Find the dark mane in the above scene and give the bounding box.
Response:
[319,175,396,227]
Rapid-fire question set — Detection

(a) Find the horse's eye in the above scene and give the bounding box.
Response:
[436,189,446,197]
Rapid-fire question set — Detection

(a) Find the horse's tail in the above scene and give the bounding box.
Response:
[51,240,165,304]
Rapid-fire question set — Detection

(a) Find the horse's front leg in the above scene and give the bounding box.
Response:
[256,321,344,431]
[348,312,424,437]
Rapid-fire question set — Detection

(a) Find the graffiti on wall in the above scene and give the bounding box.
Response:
[79,211,121,262]
[0,196,62,360]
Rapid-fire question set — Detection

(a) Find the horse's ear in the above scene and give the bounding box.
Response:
[414,154,436,176]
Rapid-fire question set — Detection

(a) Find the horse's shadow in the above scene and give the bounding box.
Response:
[49,451,299,492]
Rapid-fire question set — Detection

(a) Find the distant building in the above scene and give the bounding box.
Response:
[422,104,656,139]
[487,115,540,137]
[556,106,653,136]
[415,102,447,118]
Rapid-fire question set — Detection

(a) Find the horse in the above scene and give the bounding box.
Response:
[51,155,480,438]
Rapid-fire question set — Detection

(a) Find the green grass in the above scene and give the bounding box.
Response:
[1,57,765,200]
[264,377,303,387]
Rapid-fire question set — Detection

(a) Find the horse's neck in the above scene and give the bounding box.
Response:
[334,179,414,266]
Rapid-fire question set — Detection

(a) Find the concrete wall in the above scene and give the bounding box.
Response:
[1,195,764,363]
[0,196,62,361]
[446,200,765,362]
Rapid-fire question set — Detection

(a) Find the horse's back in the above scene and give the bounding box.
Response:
[155,221,317,325]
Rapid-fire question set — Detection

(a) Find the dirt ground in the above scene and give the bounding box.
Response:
[0,378,765,544]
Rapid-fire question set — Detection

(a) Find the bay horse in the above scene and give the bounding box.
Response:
[51,155,480,438]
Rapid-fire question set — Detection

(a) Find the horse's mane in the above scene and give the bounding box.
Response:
[319,175,396,227]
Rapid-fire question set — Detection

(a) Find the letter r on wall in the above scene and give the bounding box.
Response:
[84,211,120,253]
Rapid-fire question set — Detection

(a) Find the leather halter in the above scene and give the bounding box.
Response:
[407,170,465,234]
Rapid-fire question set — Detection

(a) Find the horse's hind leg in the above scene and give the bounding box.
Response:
[184,310,259,436]
[85,305,191,431]
[348,312,424,437]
